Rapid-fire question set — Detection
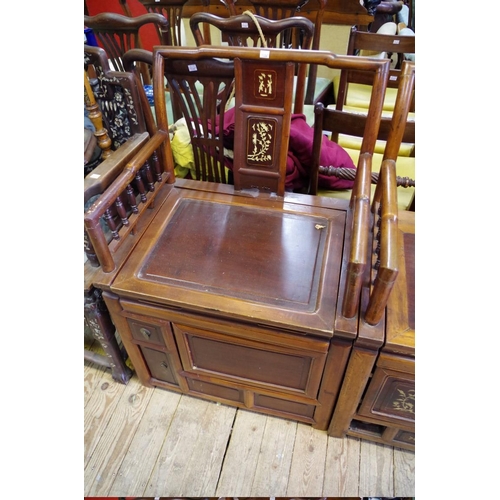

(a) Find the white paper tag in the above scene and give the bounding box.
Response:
[389,75,397,81]
[393,40,400,44]
[241,22,249,28]
[188,64,197,72]
[89,173,100,178]
[260,50,270,59]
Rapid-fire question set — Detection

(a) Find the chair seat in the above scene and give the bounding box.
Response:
[317,147,415,211]
[333,75,399,111]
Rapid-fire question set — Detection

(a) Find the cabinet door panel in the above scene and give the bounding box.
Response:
[174,323,327,398]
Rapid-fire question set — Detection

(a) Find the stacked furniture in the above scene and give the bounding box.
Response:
[327,61,415,450]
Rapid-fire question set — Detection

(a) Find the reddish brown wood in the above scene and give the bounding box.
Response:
[138,0,189,45]
[85,46,397,432]
[189,11,315,115]
[84,12,169,85]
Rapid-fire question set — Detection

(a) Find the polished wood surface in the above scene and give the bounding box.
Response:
[327,209,415,450]
[85,46,405,435]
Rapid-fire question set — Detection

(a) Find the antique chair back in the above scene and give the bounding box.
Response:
[221,0,328,106]
[310,56,415,211]
[84,45,155,156]
[189,11,314,114]
[335,25,415,113]
[84,12,169,85]
[152,45,389,200]
[249,0,310,20]
[137,0,189,46]
[161,54,236,184]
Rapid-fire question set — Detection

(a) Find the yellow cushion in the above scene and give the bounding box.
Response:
[333,75,398,111]
[318,148,415,211]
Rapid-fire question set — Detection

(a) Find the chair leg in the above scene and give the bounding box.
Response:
[84,287,132,384]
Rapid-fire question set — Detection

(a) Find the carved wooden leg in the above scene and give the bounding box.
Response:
[84,286,132,384]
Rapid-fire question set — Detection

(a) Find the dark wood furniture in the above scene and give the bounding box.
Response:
[84,45,156,154]
[137,0,189,45]
[84,12,169,85]
[84,133,150,384]
[84,45,176,383]
[326,61,415,449]
[220,0,330,106]
[85,46,391,426]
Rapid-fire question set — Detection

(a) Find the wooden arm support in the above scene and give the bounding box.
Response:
[84,130,172,273]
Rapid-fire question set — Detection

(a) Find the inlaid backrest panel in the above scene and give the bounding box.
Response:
[232,58,295,196]
[152,45,389,207]
[84,45,153,152]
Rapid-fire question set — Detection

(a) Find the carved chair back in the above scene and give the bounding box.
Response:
[152,46,389,201]
[84,45,155,155]
[137,0,189,46]
[84,12,169,85]
[189,12,314,115]
[162,55,236,184]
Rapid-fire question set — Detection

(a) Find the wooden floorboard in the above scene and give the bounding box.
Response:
[84,362,415,497]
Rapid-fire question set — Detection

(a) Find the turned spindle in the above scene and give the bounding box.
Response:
[84,70,113,160]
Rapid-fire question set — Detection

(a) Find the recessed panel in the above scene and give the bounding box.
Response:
[138,198,329,310]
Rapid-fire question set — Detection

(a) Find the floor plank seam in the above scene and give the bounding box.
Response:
[213,406,239,494]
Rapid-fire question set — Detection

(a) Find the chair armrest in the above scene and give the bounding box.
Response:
[84,132,150,204]
[84,129,171,273]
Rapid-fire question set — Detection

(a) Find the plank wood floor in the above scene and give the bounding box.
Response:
[84,338,415,498]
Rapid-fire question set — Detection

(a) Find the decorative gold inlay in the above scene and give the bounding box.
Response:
[255,70,276,99]
[248,121,273,163]
[393,388,415,415]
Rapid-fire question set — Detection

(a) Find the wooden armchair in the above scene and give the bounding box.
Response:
[327,60,416,449]
[92,46,391,428]
[84,12,169,86]
[309,61,415,211]
[189,11,315,114]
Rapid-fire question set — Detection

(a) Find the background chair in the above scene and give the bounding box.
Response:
[310,59,415,211]
[84,12,169,86]
[334,25,415,115]
[84,45,156,158]
[189,11,315,116]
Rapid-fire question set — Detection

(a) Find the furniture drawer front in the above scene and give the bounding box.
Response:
[357,366,415,427]
[185,377,316,423]
[140,346,179,386]
[128,319,165,347]
[173,323,327,398]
